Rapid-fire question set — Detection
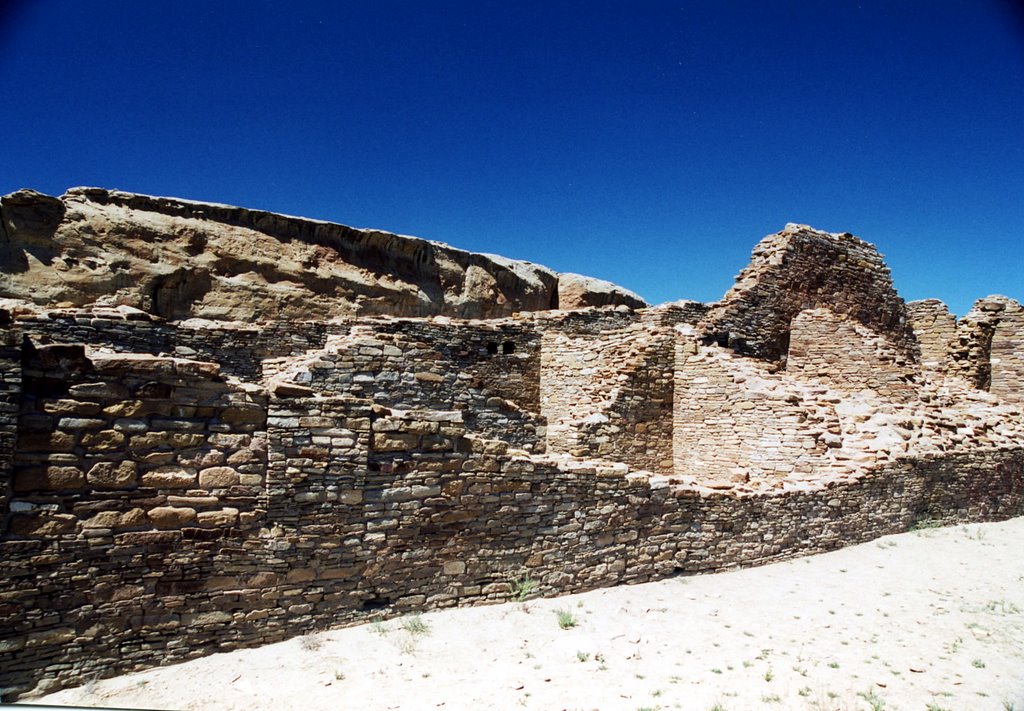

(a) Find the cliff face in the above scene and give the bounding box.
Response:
[0,187,646,321]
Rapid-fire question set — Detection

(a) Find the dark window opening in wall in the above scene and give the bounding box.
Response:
[485,341,499,355]
[502,341,516,354]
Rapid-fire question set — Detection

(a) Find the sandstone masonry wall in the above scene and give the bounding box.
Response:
[539,325,675,472]
[990,301,1024,405]
[276,320,545,450]
[786,308,917,402]
[1,211,1022,701]
[906,299,958,371]
[672,344,838,486]
[700,225,915,360]
[2,375,1020,697]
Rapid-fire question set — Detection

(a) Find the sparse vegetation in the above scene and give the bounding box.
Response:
[512,576,539,602]
[299,633,323,651]
[555,608,578,629]
[857,688,886,711]
[401,614,430,635]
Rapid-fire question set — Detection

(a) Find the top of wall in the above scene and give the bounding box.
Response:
[699,224,916,360]
[0,187,646,322]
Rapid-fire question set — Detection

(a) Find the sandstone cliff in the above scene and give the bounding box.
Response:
[0,187,646,321]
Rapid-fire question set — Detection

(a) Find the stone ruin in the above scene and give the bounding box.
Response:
[0,188,1022,698]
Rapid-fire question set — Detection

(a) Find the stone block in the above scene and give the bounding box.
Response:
[87,460,138,489]
[148,506,197,528]
[14,465,86,491]
[81,429,126,450]
[69,381,130,399]
[197,508,239,527]
[42,399,102,416]
[371,433,419,451]
[141,466,197,489]
[57,417,106,430]
[199,466,239,488]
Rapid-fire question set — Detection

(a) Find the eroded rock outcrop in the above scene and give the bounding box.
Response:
[0,187,646,321]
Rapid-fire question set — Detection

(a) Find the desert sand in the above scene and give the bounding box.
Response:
[30,518,1024,711]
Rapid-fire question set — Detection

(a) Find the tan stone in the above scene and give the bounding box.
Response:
[80,429,125,451]
[41,399,101,416]
[83,511,123,529]
[198,466,239,488]
[87,460,137,489]
[148,506,197,529]
[196,508,239,527]
[141,466,196,489]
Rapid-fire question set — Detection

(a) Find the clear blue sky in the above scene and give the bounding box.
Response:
[2,1,1021,315]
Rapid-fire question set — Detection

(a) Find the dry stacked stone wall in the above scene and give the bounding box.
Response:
[906,299,958,371]
[786,308,918,401]
[672,343,838,485]
[275,319,545,450]
[539,324,675,472]
[700,225,916,360]
[1,224,1022,701]
[990,301,1024,404]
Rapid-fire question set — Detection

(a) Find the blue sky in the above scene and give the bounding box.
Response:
[2,1,1021,315]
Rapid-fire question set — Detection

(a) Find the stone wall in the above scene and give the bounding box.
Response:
[539,324,675,472]
[786,308,917,401]
[952,296,1024,397]
[700,225,915,360]
[0,320,21,520]
[990,300,1024,405]
[274,319,545,450]
[1,214,1022,701]
[2,375,1020,697]
[906,299,957,371]
[672,343,838,486]
[15,310,345,379]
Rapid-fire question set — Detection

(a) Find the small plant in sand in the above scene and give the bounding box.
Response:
[555,607,578,629]
[401,614,430,635]
[512,576,539,602]
[763,668,774,682]
[370,618,390,635]
[925,704,951,711]
[985,599,1021,614]
[300,632,324,651]
[576,650,590,662]
[857,688,886,711]
[972,658,986,668]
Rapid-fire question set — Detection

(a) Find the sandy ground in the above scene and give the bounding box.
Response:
[29,518,1024,711]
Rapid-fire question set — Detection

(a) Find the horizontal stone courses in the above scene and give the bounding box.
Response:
[1,218,1022,699]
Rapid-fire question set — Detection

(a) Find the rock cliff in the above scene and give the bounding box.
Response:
[0,187,646,321]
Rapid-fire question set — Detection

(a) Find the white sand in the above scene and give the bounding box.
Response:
[32,518,1024,711]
